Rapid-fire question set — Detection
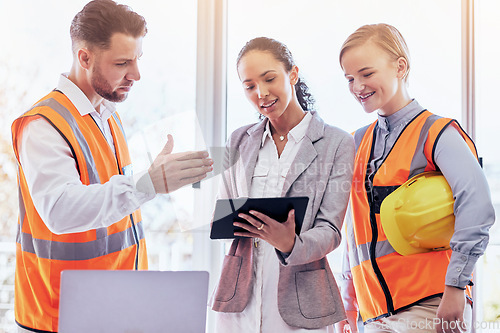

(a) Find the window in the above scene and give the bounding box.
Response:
[226,0,462,136]
[120,0,202,273]
[474,0,500,326]
[225,1,500,332]
[1,1,498,332]
[226,0,461,273]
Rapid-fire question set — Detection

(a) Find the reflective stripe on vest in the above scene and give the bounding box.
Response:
[30,98,101,185]
[16,219,145,261]
[15,96,146,261]
[349,110,477,323]
[12,90,147,332]
[349,111,441,268]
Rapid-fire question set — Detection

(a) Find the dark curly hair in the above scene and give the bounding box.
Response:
[236,37,315,112]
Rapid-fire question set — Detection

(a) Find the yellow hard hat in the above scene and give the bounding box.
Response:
[380,171,455,256]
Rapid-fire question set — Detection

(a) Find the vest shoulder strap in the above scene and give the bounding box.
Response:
[354,123,375,152]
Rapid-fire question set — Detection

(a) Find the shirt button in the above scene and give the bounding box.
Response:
[461,255,467,261]
[453,279,458,284]
[457,267,462,272]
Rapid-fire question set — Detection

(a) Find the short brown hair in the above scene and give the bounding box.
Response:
[340,23,410,82]
[70,0,147,53]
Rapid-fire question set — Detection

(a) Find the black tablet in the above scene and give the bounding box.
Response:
[210,196,309,239]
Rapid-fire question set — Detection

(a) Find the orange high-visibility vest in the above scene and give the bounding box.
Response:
[11,90,148,332]
[348,110,477,323]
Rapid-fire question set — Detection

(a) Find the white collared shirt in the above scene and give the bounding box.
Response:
[57,73,118,154]
[215,112,334,332]
[249,111,312,198]
[18,74,155,235]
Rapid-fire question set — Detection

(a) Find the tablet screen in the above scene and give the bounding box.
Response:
[210,196,309,239]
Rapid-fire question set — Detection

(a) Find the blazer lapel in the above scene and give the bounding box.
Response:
[281,112,324,196]
[236,120,266,197]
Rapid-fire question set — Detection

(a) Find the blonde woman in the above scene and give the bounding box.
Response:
[337,23,494,333]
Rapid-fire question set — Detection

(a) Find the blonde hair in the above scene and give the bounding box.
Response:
[339,23,410,82]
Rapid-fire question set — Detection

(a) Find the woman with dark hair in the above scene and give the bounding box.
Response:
[210,37,354,332]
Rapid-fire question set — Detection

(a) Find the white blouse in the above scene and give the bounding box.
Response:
[215,112,334,333]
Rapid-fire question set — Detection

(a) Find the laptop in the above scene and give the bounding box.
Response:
[58,270,209,333]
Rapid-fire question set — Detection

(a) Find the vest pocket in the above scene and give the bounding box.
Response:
[296,269,336,319]
[214,254,243,302]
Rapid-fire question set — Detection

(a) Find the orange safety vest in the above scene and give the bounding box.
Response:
[348,110,477,323]
[11,90,148,332]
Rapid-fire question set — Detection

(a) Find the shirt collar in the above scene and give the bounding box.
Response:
[260,111,312,147]
[57,73,116,120]
[377,99,423,132]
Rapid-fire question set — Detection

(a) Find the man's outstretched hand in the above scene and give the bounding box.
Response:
[148,134,213,193]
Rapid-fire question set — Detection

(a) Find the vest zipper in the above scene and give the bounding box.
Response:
[103,117,141,271]
[129,213,140,270]
[368,203,394,314]
[59,99,142,270]
[361,111,429,318]
[116,158,140,270]
[366,127,395,315]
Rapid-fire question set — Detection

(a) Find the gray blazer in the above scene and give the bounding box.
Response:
[211,111,354,329]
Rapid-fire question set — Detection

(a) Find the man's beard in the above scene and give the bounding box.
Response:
[91,64,129,103]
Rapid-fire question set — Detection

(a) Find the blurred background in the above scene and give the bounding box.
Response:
[0,0,498,332]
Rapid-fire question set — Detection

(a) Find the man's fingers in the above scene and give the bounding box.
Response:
[175,150,210,161]
[177,165,213,179]
[155,155,212,176]
[161,134,174,155]
[156,134,174,159]
[175,157,214,170]
[175,172,209,187]
[171,167,211,183]
[160,171,209,193]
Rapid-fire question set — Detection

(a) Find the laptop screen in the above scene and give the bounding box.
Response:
[58,270,209,333]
